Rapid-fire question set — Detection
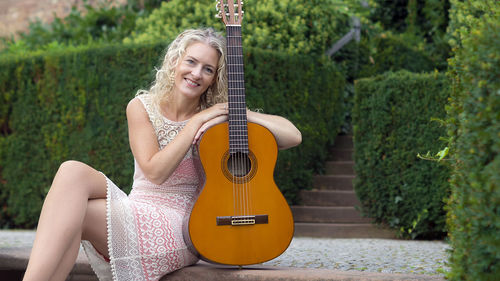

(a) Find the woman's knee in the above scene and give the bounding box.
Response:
[52,160,106,197]
[57,160,89,175]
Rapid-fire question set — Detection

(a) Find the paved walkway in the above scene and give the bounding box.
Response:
[0,230,449,279]
[263,237,449,275]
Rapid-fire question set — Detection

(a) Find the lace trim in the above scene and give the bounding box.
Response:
[104,173,117,281]
[81,240,113,281]
[136,94,189,150]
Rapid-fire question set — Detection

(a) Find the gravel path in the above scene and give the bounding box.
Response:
[0,230,449,277]
[264,237,450,276]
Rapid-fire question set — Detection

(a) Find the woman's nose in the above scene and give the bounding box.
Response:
[191,66,202,78]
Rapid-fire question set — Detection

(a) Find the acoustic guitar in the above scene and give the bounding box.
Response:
[186,0,294,266]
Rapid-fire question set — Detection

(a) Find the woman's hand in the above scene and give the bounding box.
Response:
[192,103,229,144]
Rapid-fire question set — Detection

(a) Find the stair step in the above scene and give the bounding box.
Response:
[325,161,355,175]
[313,175,354,190]
[299,190,361,207]
[291,206,371,223]
[328,149,353,161]
[293,222,396,239]
[332,135,353,149]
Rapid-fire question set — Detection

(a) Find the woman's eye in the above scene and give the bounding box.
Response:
[186,59,195,64]
[204,67,214,74]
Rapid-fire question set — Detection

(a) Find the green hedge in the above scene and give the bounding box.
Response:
[445,0,500,279]
[0,43,344,228]
[353,70,450,239]
[355,34,437,79]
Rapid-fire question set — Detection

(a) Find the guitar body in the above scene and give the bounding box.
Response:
[188,122,294,265]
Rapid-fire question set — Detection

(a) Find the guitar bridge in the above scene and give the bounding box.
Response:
[216,215,268,226]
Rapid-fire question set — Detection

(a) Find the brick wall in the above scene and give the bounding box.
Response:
[0,0,126,38]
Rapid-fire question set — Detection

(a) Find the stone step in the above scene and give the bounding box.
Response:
[313,175,354,190]
[324,161,355,175]
[299,190,361,207]
[328,149,353,161]
[0,244,444,281]
[291,206,371,223]
[294,223,396,239]
[332,135,353,149]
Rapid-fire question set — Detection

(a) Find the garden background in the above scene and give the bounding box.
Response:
[0,0,498,279]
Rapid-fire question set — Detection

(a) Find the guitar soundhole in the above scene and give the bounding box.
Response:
[227,152,251,177]
[222,151,257,182]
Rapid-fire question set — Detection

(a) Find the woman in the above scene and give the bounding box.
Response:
[23,28,301,281]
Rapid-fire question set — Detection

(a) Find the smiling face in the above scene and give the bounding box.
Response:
[172,42,220,103]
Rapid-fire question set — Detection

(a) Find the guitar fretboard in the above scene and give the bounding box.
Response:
[226,25,248,154]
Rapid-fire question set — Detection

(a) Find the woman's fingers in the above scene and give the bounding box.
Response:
[193,114,228,144]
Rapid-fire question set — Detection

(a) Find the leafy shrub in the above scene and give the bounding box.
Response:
[125,0,353,55]
[368,0,451,71]
[355,33,436,79]
[353,70,450,239]
[369,0,450,37]
[0,43,344,228]
[445,0,500,279]
[0,0,162,54]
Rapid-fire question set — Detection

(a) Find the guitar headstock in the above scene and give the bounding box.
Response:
[216,0,244,26]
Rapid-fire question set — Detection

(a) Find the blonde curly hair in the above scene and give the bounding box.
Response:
[137,28,228,110]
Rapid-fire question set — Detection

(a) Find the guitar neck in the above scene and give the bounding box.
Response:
[226,25,248,154]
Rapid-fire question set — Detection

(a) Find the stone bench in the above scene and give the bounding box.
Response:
[0,246,444,281]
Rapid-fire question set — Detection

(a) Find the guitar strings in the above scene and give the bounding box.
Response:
[228,28,239,217]
[228,25,252,218]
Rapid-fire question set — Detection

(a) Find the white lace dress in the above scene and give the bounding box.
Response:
[82,94,202,281]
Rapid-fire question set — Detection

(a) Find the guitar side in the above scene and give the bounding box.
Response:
[188,122,294,266]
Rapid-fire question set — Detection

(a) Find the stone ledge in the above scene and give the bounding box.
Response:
[165,262,445,281]
[0,247,445,281]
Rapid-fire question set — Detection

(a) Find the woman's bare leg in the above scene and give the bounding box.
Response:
[47,230,82,281]
[49,198,108,281]
[23,160,108,281]
[82,198,109,257]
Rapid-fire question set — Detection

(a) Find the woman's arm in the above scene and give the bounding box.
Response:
[246,110,302,150]
[127,98,228,185]
[192,108,302,150]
